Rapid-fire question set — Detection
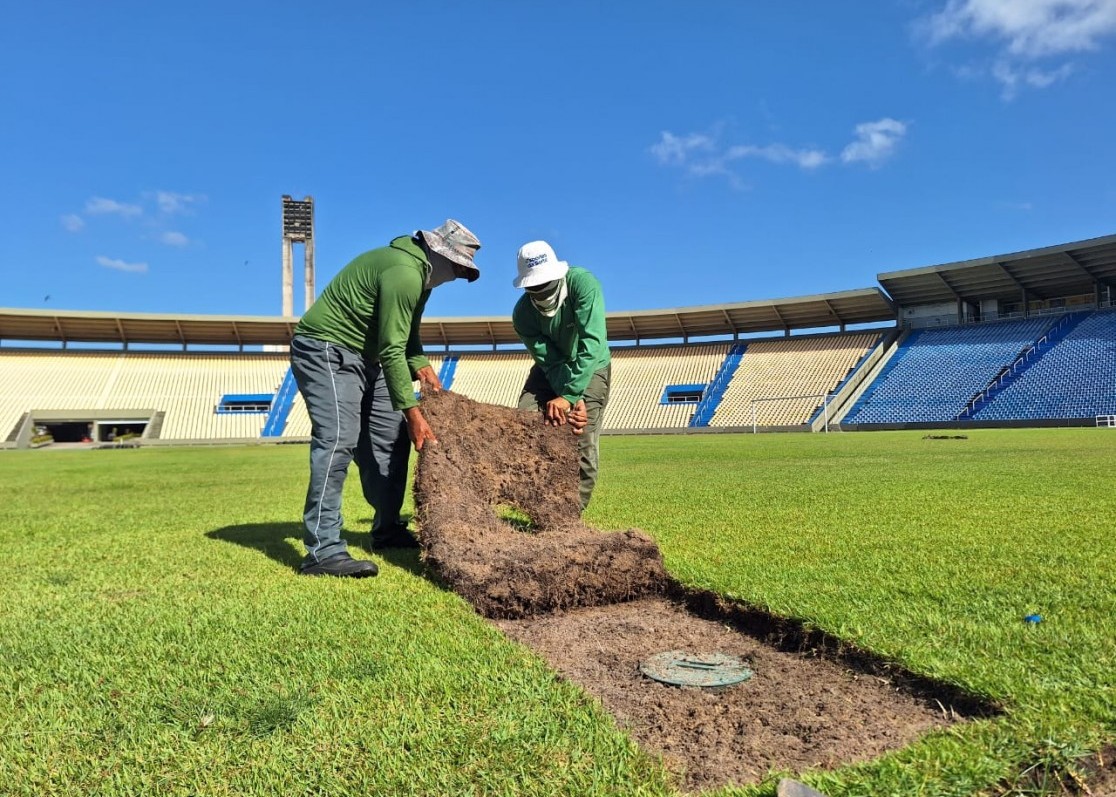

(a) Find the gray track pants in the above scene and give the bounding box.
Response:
[290,334,411,564]
[518,363,611,511]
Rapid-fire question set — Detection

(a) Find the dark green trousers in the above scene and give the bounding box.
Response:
[518,363,611,511]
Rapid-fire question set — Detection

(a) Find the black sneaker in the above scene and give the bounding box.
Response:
[299,552,379,578]
[369,525,420,551]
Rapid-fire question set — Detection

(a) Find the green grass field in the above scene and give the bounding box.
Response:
[2,429,1113,796]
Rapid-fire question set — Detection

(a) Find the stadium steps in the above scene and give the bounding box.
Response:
[955,311,1090,421]
[843,329,922,421]
[829,328,904,426]
[438,355,460,392]
[6,411,28,443]
[146,411,166,440]
[261,367,298,438]
[806,333,884,430]
[689,343,746,427]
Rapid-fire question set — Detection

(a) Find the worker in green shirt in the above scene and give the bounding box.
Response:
[291,219,481,578]
[512,240,611,511]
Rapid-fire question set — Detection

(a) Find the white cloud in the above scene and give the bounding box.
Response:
[154,190,204,215]
[840,118,908,167]
[60,214,85,232]
[85,197,142,218]
[727,143,829,169]
[649,132,715,166]
[921,0,1116,94]
[651,130,830,182]
[1024,62,1077,85]
[926,0,1116,57]
[96,255,148,274]
[159,230,189,247]
[653,119,904,186]
[992,59,1075,97]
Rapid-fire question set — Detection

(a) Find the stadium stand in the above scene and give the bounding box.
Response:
[437,355,460,392]
[0,350,289,442]
[690,343,746,427]
[842,318,1051,424]
[605,344,728,430]
[443,352,533,408]
[972,308,1116,420]
[282,354,445,438]
[0,351,118,439]
[310,345,730,432]
[261,367,299,437]
[709,333,881,428]
[4,233,1113,443]
[280,390,311,438]
[0,337,886,443]
[953,311,1089,420]
[110,353,287,439]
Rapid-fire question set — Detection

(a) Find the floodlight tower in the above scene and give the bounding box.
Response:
[281,195,315,316]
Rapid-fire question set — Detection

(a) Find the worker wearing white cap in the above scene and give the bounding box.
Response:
[512,240,611,511]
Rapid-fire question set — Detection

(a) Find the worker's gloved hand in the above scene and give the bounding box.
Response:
[568,400,588,436]
[545,396,571,427]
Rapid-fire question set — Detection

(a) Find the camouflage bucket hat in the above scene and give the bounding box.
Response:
[420,219,481,282]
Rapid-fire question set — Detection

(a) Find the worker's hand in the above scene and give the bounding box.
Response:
[545,396,572,427]
[568,400,588,436]
[415,365,442,393]
[404,407,438,451]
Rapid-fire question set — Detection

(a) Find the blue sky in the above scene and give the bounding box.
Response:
[2,1,1115,321]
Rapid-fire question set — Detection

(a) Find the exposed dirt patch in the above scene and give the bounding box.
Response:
[497,598,984,792]
[414,390,993,791]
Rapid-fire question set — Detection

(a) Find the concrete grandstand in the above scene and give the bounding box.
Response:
[2,233,1115,448]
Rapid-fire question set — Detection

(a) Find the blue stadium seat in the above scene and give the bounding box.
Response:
[844,317,1051,423]
[974,309,1116,420]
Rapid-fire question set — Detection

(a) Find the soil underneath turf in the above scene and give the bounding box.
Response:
[414,391,979,792]
[497,598,957,792]
[1086,749,1116,797]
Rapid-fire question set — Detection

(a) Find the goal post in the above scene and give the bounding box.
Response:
[750,393,832,434]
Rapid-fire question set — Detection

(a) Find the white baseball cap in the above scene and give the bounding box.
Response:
[513,240,569,289]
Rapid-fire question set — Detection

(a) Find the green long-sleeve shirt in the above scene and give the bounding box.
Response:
[295,236,432,411]
[512,267,611,405]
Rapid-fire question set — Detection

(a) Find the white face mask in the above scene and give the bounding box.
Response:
[425,251,459,289]
[527,278,568,317]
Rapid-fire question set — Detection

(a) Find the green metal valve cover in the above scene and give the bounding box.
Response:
[639,650,754,688]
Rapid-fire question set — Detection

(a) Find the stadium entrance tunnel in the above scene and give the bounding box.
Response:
[38,420,96,443]
[14,409,157,448]
[414,391,1001,792]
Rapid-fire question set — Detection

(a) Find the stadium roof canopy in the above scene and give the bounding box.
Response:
[878,233,1116,307]
[0,288,894,349]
